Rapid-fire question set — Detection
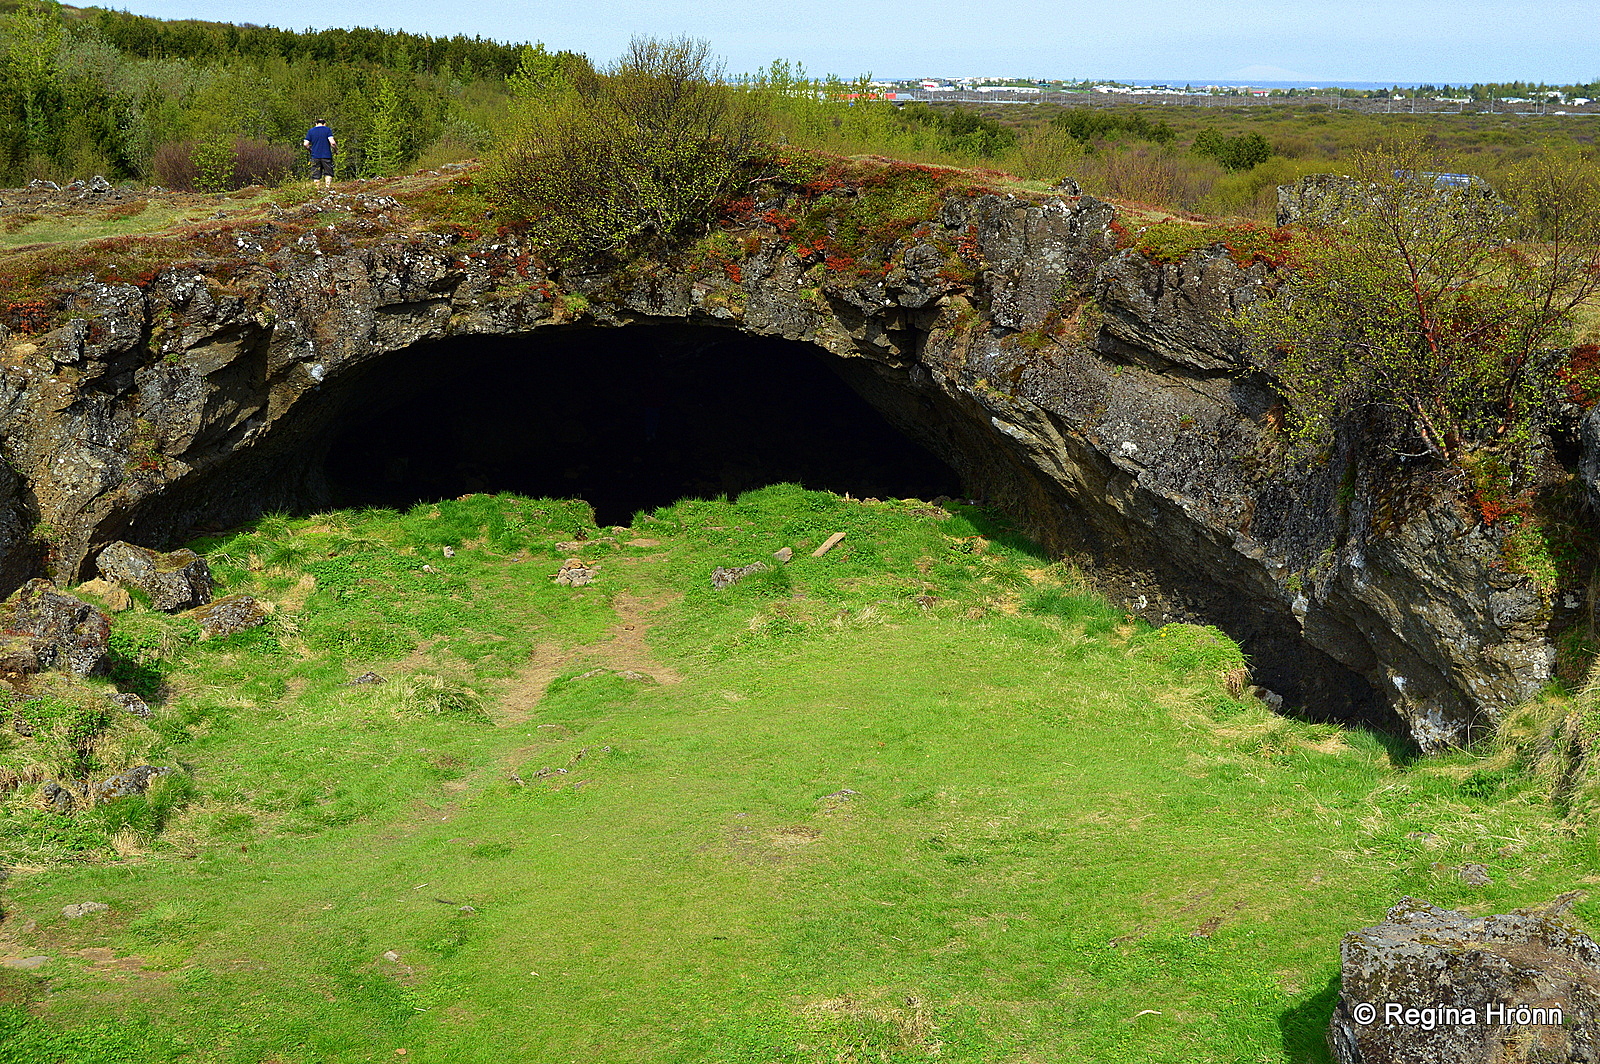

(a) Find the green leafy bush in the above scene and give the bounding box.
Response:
[483,36,771,262]
[1052,109,1176,146]
[896,103,1016,158]
[1239,139,1600,465]
[1191,130,1273,172]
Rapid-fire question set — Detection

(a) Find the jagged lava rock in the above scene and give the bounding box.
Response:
[96,541,213,611]
[1331,898,1600,1063]
[186,594,267,636]
[90,765,173,803]
[0,174,1569,748]
[0,579,109,676]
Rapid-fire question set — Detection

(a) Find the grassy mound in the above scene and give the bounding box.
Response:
[0,485,1593,1063]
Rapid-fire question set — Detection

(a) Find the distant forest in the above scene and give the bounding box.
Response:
[0,0,557,186]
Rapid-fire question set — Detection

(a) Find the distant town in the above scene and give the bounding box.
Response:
[851,76,1600,114]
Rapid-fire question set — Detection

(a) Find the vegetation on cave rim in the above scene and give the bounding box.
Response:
[743,153,996,283]
[0,182,410,327]
[1237,141,1600,464]
[1,486,1598,1062]
[0,146,1021,334]
[1109,214,1297,269]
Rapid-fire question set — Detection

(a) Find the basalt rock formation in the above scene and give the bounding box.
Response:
[0,165,1579,748]
[1331,897,1600,1063]
[95,540,213,612]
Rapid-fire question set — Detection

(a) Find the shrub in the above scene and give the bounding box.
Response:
[1200,155,1313,217]
[151,140,198,190]
[1095,146,1210,207]
[1051,108,1176,146]
[1239,138,1600,465]
[1191,130,1273,172]
[1003,126,1087,182]
[230,138,296,187]
[896,104,1016,158]
[482,36,771,262]
[192,133,235,193]
[151,137,295,191]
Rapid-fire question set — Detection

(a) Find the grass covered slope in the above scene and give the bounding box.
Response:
[0,486,1594,1063]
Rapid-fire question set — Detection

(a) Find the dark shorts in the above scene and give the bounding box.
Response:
[310,157,334,178]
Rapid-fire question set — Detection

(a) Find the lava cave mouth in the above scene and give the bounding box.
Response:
[108,320,1399,742]
[316,324,963,526]
[8,175,1522,752]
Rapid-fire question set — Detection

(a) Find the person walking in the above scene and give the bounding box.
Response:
[303,119,336,188]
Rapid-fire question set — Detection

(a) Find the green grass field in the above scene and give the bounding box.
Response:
[0,486,1592,1063]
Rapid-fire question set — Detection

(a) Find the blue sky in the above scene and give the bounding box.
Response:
[113,0,1598,85]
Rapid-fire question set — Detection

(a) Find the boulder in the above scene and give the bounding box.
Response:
[0,579,110,677]
[106,691,151,719]
[554,559,595,587]
[186,594,268,636]
[90,765,172,803]
[1330,897,1600,1063]
[711,562,768,589]
[39,781,76,814]
[96,541,214,612]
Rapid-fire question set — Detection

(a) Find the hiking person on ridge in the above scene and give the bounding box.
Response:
[303,119,336,189]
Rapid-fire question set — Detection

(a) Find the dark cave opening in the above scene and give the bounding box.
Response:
[320,324,964,525]
[110,321,1404,742]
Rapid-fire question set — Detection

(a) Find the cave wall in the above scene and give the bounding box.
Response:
[0,183,1572,748]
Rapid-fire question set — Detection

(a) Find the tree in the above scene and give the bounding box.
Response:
[0,0,64,160]
[483,36,770,262]
[505,41,589,99]
[361,74,402,177]
[1240,139,1600,465]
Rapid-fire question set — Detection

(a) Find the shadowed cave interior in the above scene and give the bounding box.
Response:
[133,322,1397,739]
[321,324,965,525]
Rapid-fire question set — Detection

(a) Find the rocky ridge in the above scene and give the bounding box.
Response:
[0,162,1578,747]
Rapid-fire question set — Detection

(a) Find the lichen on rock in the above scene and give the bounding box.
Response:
[0,578,110,677]
[186,593,267,637]
[0,160,1574,749]
[96,540,214,612]
[1331,896,1600,1063]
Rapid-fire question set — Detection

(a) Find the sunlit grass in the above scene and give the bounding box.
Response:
[0,485,1593,1062]
[0,202,214,251]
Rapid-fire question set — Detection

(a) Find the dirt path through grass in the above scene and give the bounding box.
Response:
[496,589,682,725]
[1,488,1596,1063]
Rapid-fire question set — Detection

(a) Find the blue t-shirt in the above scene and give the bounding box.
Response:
[306,126,334,159]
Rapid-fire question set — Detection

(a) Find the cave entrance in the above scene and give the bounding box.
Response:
[320,324,963,525]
